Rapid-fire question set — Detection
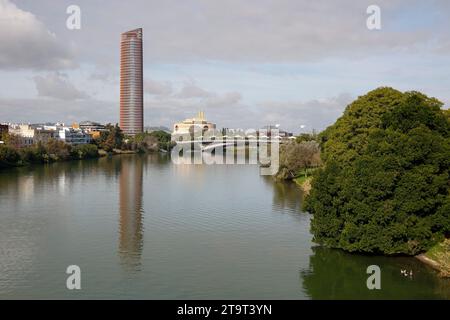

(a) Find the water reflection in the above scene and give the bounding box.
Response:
[301,246,450,299]
[118,155,145,270]
[261,176,305,214]
[1,155,449,299]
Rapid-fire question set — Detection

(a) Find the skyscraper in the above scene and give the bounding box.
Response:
[120,28,143,136]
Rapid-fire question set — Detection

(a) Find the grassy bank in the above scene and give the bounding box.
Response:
[417,239,450,277]
[294,175,312,195]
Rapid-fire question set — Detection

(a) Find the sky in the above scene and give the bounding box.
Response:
[0,0,449,133]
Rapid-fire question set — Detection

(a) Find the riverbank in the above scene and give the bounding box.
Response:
[416,239,450,278]
[0,143,100,170]
[294,174,449,276]
[294,176,312,195]
[0,142,148,170]
[0,146,171,171]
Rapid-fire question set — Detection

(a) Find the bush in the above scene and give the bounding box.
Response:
[0,145,20,167]
[305,88,450,255]
[276,141,321,180]
[45,139,71,161]
[94,124,123,152]
[71,144,99,159]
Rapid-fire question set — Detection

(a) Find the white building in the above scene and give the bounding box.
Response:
[172,111,216,141]
[8,123,91,146]
[58,128,91,145]
[9,124,36,146]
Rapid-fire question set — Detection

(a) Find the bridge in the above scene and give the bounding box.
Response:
[175,138,286,152]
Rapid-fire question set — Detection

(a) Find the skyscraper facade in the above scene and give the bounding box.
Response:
[120,28,143,136]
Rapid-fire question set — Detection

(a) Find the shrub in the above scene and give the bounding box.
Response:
[71,144,99,159]
[305,88,450,255]
[0,145,20,167]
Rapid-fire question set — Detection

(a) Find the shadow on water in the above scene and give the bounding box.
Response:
[300,246,450,299]
[261,176,306,214]
[0,156,123,197]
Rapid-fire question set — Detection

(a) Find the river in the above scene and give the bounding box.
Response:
[0,154,448,299]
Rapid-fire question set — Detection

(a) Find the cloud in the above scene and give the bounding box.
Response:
[176,82,213,98]
[199,91,242,108]
[144,79,241,108]
[33,73,89,100]
[6,0,450,68]
[89,71,117,84]
[256,93,353,132]
[2,0,450,133]
[0,97,115,124]
[144,89,348,133]
[144,79,173,96]
[0,0,75,70]
[29,0,447,65]
[0,90,351,134]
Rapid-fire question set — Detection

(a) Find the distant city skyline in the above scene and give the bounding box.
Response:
[0,0,450,134]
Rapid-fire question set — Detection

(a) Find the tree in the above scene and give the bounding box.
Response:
[149,130,172,151]
[95,124,124,152]
[444,108,450,123]
[0,145,20,167]
[305,88,450,255]
[1,133,22,149]
[45,139,71,161]
[296,132,318,143]
[122,130,173,152]
[276,141,321,180]
[71,144,99,159]
[319,87,405,164]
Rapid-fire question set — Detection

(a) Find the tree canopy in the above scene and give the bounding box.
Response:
[305,87,450,255]
[95,124,124,152]
[276,140,321,180]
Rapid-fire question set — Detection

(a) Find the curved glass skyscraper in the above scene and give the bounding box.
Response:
[120,28,143,136]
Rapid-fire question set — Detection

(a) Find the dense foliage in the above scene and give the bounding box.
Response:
[276,140,321,180]
[304,87,450,255]
[95,124,124,152]
[122,130,174,152]
[93,124,173,153]
[0,137,99,169]
[148,130,173,151]
[295,132,319,143]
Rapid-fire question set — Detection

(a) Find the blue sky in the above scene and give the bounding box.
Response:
[0,0,449,133]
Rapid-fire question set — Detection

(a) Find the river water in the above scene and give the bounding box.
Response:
[0,154,448,299]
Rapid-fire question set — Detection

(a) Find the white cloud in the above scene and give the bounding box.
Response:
[32,0,448,65]
[0,0,75,70]
[0,90,352,133]
[0,97,114,124]
[176,82,212,98]
[257,93,353,131]
[33,73,89,100]
[2,0,450,132]
[144,79,173,96]
[199,91,242,109]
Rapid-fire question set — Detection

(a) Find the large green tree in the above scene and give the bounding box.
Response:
[305,88,450,255]
[95,124,124,152]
